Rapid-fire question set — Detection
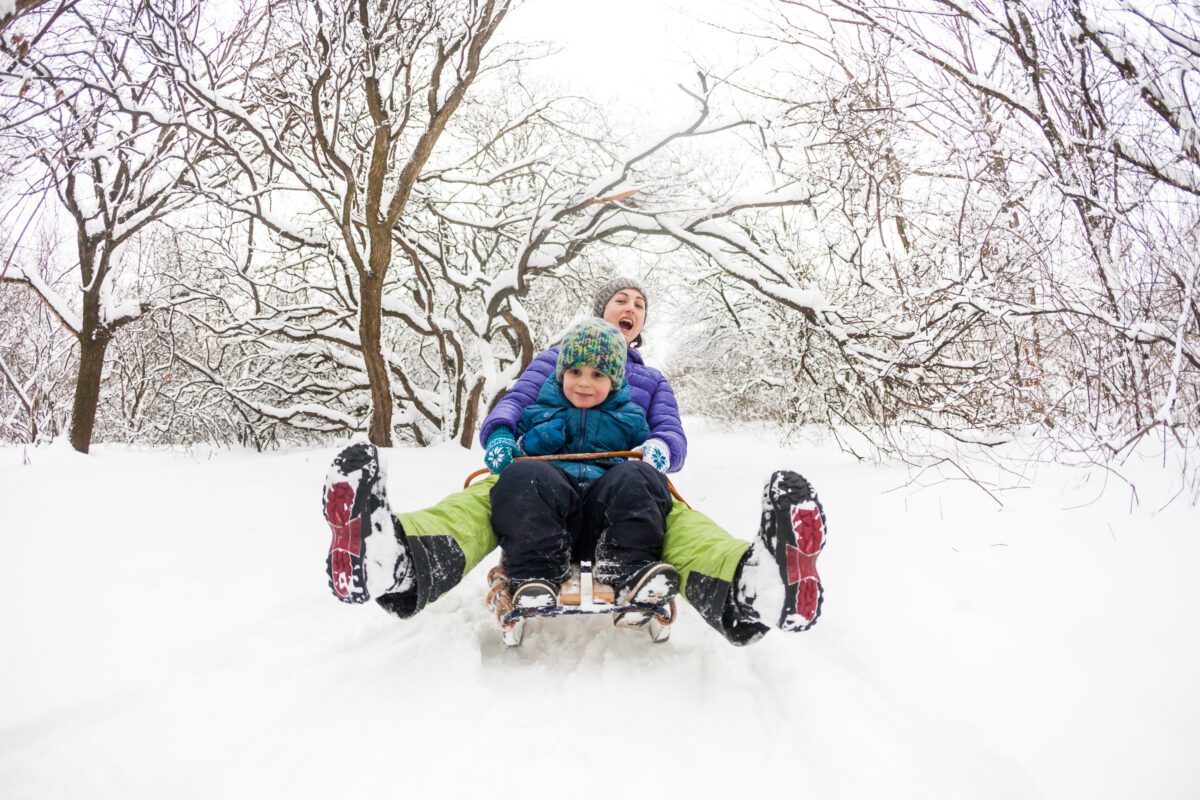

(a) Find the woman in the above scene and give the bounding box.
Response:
[321,278,827,645]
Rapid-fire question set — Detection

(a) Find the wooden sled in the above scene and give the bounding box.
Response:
[485,561,676,647]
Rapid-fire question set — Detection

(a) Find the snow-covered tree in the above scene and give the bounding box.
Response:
[128,0,530,446]
[2,1,208,452]
[0,233,74,444]
[670,0,1199,463]
[127,0,797,447]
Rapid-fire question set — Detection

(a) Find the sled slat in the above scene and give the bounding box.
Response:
[559,581,615,605]
[559,564,614,605]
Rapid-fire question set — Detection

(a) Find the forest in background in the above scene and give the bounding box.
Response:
[2,0,1197,495]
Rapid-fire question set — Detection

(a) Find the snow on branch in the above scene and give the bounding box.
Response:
[0,265,83,335]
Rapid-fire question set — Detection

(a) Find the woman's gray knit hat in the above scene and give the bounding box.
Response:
[592,277,648,347]
[591,277,648,318]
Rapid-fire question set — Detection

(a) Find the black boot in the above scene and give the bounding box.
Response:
[322,442,412,603]
[614,561,679,627]
[512,579,560,610]
[735,470,827,632]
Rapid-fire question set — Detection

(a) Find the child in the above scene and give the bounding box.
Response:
[489,318,679,612]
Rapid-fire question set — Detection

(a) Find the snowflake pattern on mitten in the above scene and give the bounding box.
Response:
[484,431,519,474]
[639,438,670,473]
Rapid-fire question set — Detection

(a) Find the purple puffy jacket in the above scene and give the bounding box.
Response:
[479,345,687,472]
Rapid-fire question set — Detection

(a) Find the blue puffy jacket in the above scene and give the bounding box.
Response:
[481,346,688,472]
[516,377,651,482]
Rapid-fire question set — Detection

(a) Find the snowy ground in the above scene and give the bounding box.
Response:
[1,421,1198,799]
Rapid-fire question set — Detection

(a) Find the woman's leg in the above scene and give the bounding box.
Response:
[323,442,496,619]
[489,460,579,586]
[661,503,765,645]
[377,473,500,618]
[663,470,828,646]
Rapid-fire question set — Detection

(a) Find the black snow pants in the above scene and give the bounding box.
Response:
[489,459,673,588]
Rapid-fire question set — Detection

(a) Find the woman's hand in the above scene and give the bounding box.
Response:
[635,437,670,472]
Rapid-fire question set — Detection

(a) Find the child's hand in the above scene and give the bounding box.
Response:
[484,428,520,474]
[519,419,566,456]
[635,438,670,473]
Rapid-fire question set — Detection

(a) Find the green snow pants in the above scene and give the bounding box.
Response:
[380,474,761,645]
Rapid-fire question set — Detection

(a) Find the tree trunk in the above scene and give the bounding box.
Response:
[69,330,110,454]
[458,377,485,449]
[359,275,393,446]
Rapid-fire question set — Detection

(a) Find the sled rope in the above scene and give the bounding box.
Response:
[464,451,691,508]
[485,566,519,630]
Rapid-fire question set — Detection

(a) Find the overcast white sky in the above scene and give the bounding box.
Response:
[498,0,755,124]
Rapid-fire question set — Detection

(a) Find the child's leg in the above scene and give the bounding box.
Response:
[489,460,579,587]
[583,460,673,588]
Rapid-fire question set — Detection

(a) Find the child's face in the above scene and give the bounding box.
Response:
[562,366,612,409]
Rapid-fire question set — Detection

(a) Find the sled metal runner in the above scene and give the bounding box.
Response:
[486,562,676,647]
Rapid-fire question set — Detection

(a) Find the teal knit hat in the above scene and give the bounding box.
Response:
[556,319,627,387]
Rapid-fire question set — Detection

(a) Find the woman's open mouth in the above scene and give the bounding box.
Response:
[618,319,633,331]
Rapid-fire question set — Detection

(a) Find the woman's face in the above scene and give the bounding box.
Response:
[601,289,646,345]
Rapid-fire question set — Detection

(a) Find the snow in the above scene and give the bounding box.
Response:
[1,265,83,334]
[1,424,1198,798]
[100,299,144,328]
